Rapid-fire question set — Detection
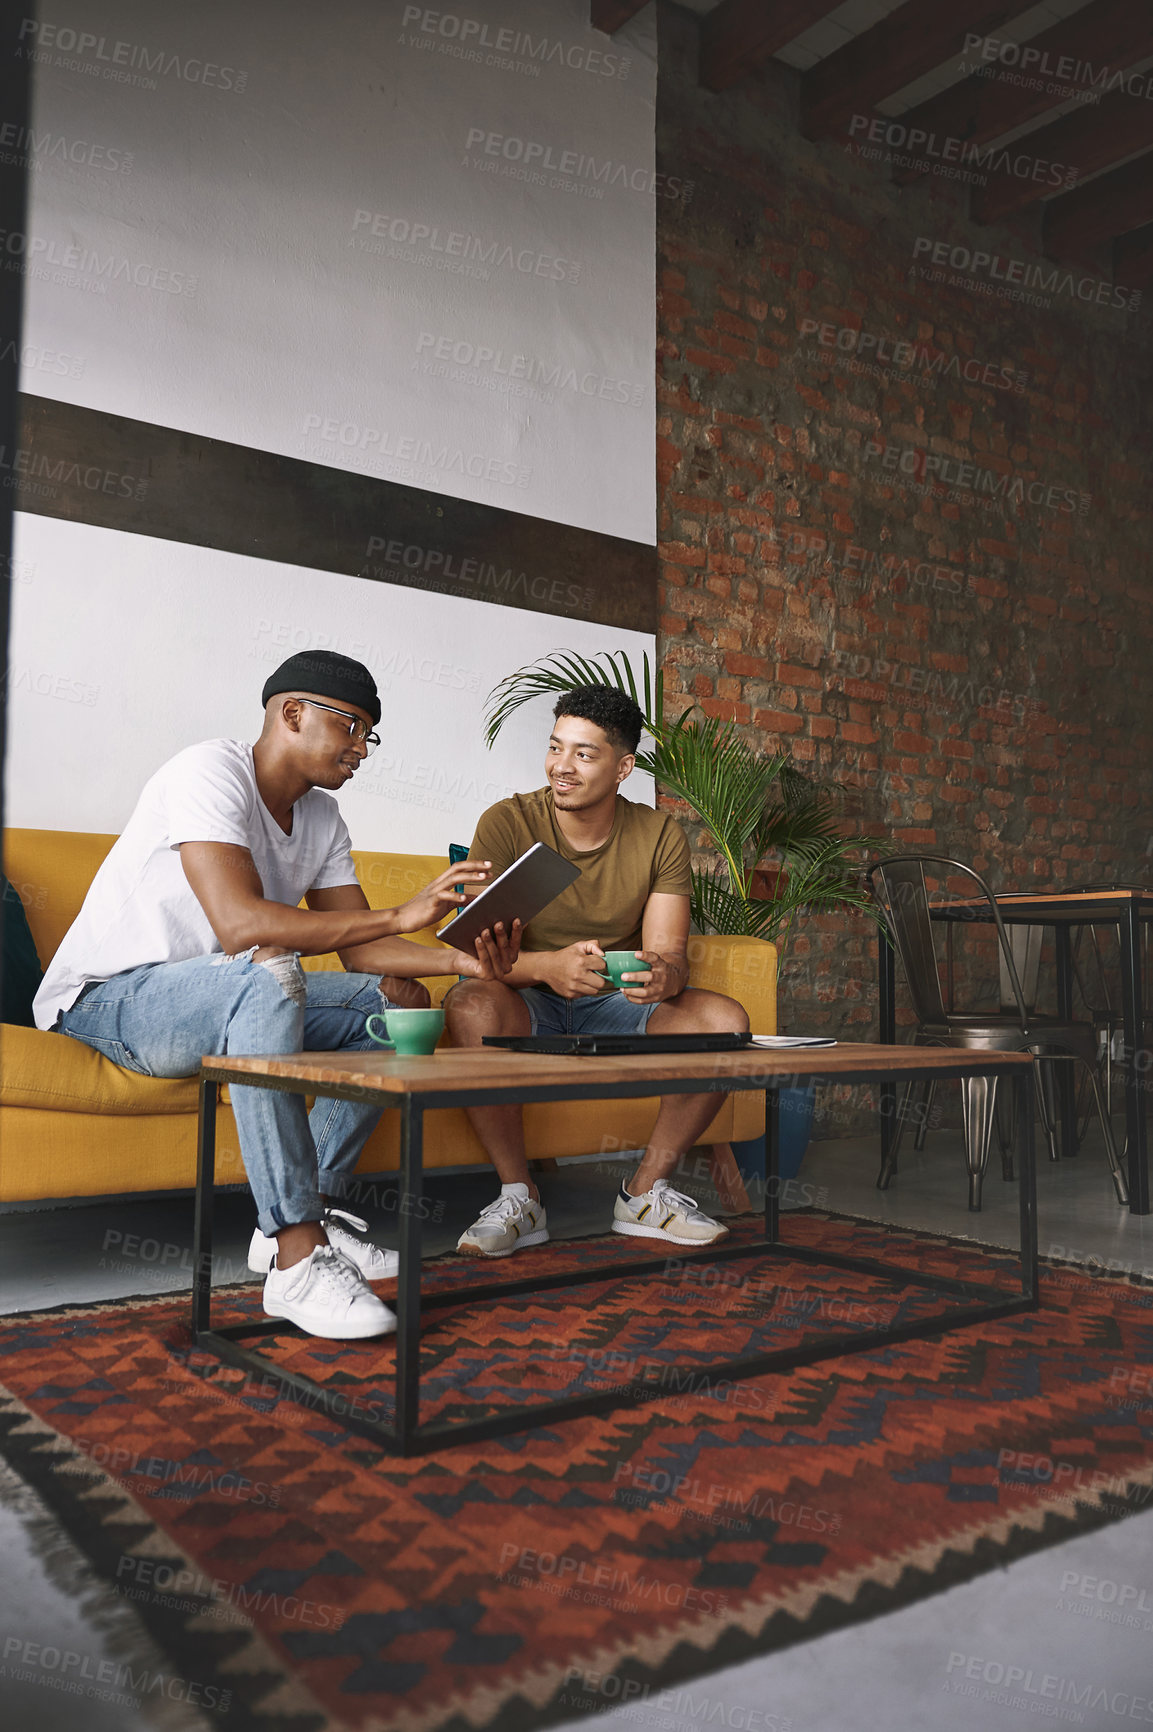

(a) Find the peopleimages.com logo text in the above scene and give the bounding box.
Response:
[415,332,645,405]
[863,439,1091,514]
[0,229,196,297]
[16,18,246,91]
[800,316,1026,392]
[848,112,1076,190]
[401,7,631,79]
[962,30,1153,102]
[462,129,692,201]
[350,209,581,285]
[0,122,132,173]
[911,236,1140,312]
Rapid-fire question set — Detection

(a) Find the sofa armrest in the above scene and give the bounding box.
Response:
[687,934,777,1035]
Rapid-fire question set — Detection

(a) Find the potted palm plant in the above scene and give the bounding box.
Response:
[485,649,884,1180]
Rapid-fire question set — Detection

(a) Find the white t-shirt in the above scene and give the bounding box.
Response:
[35,738,358,1029]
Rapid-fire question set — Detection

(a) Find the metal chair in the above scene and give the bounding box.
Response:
[909,924,1045,1162]
[994,924,1063,1166]
[870,855,1128,1211]
[1064,883,1152,1149]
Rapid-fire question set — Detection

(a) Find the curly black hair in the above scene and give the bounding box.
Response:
[553,685,644,754]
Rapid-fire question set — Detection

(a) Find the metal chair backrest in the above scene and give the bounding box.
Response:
[998,926,1043,1012]
[868,854,1031,1032]
[867,857,947,1025]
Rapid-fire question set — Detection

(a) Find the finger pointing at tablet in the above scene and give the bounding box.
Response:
[394,862,493,934]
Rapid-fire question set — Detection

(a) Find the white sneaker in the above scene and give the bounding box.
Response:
[262,1245,396,1339]
[456,1183,549,1259]
[248,1209,399,1280]
[612,1178,728,1245]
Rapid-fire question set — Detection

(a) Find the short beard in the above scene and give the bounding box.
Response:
[552,784,608,812]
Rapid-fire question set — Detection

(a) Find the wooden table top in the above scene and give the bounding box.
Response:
[934,889,1153,922]
[203,1042,1033,1097]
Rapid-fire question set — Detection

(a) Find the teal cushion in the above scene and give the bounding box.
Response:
[1,874,43,1027]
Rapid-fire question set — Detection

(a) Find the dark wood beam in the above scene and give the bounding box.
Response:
[801,0,1023,140]
[1114,222,1153,290]
[1044,150,1153,253]
[892,0,1153,186]
[973,88,1153,226]
[699,0,837,93]
[590,0,648,33]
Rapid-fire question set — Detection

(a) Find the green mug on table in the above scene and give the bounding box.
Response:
[365,1008,445,1056]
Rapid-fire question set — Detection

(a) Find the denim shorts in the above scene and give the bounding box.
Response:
[517,986,658,1038]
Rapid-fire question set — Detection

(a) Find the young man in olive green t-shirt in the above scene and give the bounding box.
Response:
[445,685,748,1258]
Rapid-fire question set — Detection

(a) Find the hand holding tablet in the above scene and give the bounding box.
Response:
[436,843,580,953]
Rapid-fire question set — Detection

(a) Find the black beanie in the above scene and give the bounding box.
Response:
[261,650,381,726]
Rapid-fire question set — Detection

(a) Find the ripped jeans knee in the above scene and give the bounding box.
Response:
[214,945,307,1007]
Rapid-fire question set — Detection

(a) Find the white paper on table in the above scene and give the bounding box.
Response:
[749,1035,838,1048]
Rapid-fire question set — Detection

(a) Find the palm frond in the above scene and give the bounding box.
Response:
[753,790,851,864]
[484,650,663,748]
[690,868,786,942]
[640,710,793,894]
[763,833,885,938]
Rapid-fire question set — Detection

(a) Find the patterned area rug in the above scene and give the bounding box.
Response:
[2,1214,1152,1732]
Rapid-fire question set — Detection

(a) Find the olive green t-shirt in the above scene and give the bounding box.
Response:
[469,788,692,961]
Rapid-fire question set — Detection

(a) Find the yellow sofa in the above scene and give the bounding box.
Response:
[0,828,777,1203]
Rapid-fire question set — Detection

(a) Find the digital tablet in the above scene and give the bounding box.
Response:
[436,842,580,951]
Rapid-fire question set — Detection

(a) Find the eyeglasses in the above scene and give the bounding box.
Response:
[293,696,380,754]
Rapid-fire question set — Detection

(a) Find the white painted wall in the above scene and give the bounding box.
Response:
[11,515,656,850]
[8,0,660,844]
[17,0,657,540]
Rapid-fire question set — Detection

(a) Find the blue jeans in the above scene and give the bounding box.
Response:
[58,951,393,1235]
[517,986,657,1037]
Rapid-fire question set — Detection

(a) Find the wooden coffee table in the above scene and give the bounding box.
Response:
[191,1043,1037,1456]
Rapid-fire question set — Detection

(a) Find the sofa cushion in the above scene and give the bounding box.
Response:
[1,876,44,1026]
[0,1023,199,1114]
[3,830,119,968]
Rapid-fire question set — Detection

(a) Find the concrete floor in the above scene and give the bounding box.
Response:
[2,1129,1151,1729]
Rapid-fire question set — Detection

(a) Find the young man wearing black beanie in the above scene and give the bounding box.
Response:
[35,651,519,1340]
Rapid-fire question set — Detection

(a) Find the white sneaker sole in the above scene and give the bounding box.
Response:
[262,1295,397,1339]
[455,1227,551,1259]
[611,1219,728,1244]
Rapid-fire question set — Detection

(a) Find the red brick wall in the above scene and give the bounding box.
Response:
[655,6,1153,1092]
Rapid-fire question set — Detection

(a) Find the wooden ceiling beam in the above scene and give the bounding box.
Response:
[892,0,1153,186]
[590,0,648,33]
[801,0,1023,140]
[972,88,1153,226]
[1114,221,1153,290]
[699,0,838,93]
[1044,150,1153,253]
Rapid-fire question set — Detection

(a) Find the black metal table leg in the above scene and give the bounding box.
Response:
[878,929,896,1179]
[1054,926,1078,1157]
[764,1086,780,1243]
[192,1078,217,1335]
[395,1096,424,1453]
[1119,902,1150,1213]
[1015,1066,1038,1301]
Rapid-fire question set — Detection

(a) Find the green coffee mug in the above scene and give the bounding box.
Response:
[601,950,650,991]
[365,1008,445,1056]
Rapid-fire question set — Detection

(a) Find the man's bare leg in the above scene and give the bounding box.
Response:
[444,978,538,1201]
[627,989,750,1196]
